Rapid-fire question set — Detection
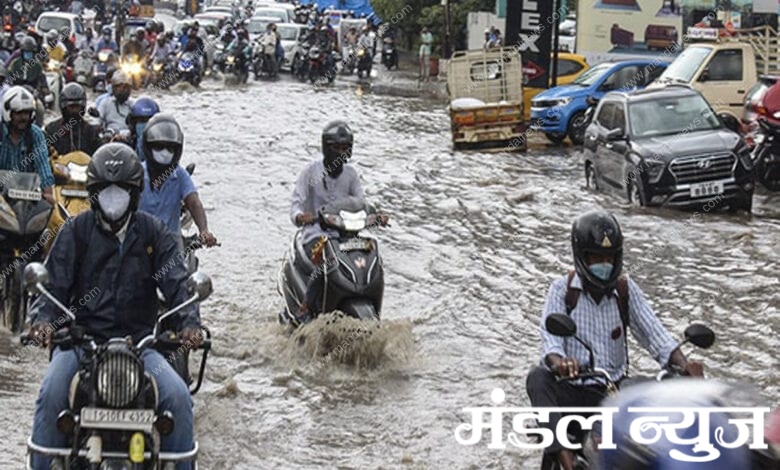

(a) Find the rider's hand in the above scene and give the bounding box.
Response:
[682,360,704,377]
[377,212,390,226]
[199,230,218,247]
[29,323,54,348]
[553,356,580,378]
[296,212,316,226]
[42,186,54,204]
[180,328,204,350]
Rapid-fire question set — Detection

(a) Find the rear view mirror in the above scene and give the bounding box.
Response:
[187,272,213,301]
[87,107,99,118]
[23,262,49,295]
[545,314,577,337]
[684,324,715,349]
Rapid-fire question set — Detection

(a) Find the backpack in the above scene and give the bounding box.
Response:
[564,270,631,371]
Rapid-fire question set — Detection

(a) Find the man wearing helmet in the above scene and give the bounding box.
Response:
[126,95,160,160]
[8,36,50,99]
[96,25,119,53]
[181,24,208,74]
[138,114,217,248]
[27,143,204,470]
[45,82,101,156]
[290,121,387,324]
[43,29,67,63]
[97,71,135,134]
[122,27,149,62]
[526,210,703,470]
[0,86,55,203]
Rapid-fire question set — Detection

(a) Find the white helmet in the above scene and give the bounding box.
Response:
[2,86,36,123]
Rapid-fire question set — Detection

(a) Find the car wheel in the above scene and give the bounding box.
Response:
[545,132,566,144]
[585,163,599,190]
[567,111,587,146]
[628,180,645,207]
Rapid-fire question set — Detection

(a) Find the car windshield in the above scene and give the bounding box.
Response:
[278,26,299,41]
[658,46,711,83]
[571,63,611,86]
[629,95,721,138]
[247,19,272,34]
[38,17,71,33]
[254,9,287,21]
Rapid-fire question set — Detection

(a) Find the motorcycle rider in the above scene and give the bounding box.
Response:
[180,24,208,74]
[342,26,357,64]
[0,86,55,203]
[126,96,160,160]
[290,121,386,324]
[95,25,119,53]
[27,143,204,470]
[44,82,101,156]
[151,33,174,61]
[138,114,218,249]
[43,29,67,63]
[7,36,50,100]
[525,210,704,470]
[122,27,149,63]
[259,23,278,76]
[97,71,135,134]
[0,62,9,102]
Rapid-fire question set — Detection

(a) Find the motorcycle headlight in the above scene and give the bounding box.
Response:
[97,348,143,408]
[153,63,163,71]
[98,51,110,61]
[129,63,141,74]
[26,209,51,233]
[226,55,235,64]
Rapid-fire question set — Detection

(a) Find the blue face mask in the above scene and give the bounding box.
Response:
[135,122,146,138]
[589,263,613,281]
[23,51,33,60]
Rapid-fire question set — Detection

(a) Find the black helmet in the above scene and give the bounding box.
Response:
[20,36,36,52]
[87,143,144,232]
[571,210,624,295]
[59,82,87,113]
[321,120,353,161]
[142,113,184,167]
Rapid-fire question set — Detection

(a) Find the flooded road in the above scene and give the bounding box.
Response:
[1,71,778,468]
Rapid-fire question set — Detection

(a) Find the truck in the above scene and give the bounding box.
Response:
[447,48,526,151]
[652,26,780,119]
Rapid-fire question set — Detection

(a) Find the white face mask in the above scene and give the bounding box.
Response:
[151,148,174,165]
[98,185,131,221]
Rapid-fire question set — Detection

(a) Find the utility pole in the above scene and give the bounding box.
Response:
[442,0,451,58]
[551,0,560,87]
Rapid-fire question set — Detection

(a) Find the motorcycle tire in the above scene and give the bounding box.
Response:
[2,264,23,333]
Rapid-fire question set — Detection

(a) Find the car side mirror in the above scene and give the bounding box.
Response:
[545,313,577,337]
[684,324,715,349]
[698,69,709,82]
[605,127,626,141]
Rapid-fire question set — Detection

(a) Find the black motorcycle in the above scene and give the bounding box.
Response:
[537,314,715,470]
[148,54,175,90]
[355,45,372,79]
[381,36,398,70]
[0,171,53,333]
[22,263,213,469]
[752,119,780,191]
[278,197,384,325]
[307,45,336,84]
[224,47,249,83]
[292,44,310,81]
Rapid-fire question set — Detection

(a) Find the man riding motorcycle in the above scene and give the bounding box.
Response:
[126,96,160,160]
[43,29,67,63]
[525,210,703,470]
[122,27,149,63]
[97,71,134,134]
[26,143,204,470]
[44,82,101,156]
[138,114,217,249]
[180,24,208,75]
[8,36,50,101]
[0,86,55,203]
[95,25,118,53]
[290,121,387,324]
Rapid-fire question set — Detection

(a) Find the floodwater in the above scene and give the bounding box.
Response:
[0,59,778,469]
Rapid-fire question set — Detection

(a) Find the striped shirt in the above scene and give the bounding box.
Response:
[0,123,55,188]
[540,272,678,383]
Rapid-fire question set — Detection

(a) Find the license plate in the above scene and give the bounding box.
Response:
[61,188,90,198]
[690,180,725,198]
[478,132,502,141]
[339,239,370,252]
[7,188,41,201]
[80,407,155,431]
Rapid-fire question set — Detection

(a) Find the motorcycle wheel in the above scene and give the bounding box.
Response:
[2,264,23,333]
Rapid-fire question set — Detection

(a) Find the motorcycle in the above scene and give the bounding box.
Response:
[537,313,716,470]
[91,48,116,93]
[251,48,276,80]
[223,46,249,83]
[45,151,92,253]
[148,54,175,89]
[292,43,310,81]
[120,54,146,89]
[44,58,65,110]
[341,45,356,75]
[381,36,398,70]
[22,262,213,469]
[278,197,384,326]
[0,171,54,333]
[307,45,335,84]
[71,51,94,88]
[752,119,780,191]
[176,51,201,87]
[356,45,372,79]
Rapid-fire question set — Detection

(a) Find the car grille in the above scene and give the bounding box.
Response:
[669,153,735,185]
[532,100,559,108]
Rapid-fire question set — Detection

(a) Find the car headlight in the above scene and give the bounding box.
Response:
[554,97,572,107]
[97,348,143,408]
[643,158,666,183]
[736,144,753,170]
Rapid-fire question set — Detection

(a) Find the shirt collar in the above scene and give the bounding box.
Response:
[570,272,618,298]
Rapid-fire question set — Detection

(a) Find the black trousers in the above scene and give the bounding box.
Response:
[525,366,609,455]
[302,239,325,312]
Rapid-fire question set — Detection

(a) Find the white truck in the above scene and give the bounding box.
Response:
[447,47,526,151]
[653,26,780,118]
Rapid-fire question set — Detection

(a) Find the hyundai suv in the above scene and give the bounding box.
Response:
[582,85,754,212]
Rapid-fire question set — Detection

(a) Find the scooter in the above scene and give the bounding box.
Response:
[381,36,398,70]
[45,151,92,253]
[752,119,780,191]
[71,50,93,88]
[176,51,201,87]
[278,196,384,326]
[0,171,54,333]
[92,48,116,93]
[22,263,213,469]
[355,45,372,79]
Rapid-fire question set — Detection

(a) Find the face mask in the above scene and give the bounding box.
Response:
[23,51,33,60]
[151,148,174,165]
[98,185,131,222]
[114,89,130,103]
[589,262,613,281]
[135,122,146,138]
[324,155,344,176]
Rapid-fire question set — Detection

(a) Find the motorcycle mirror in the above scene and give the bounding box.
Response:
[684,324,715,349]
[87,107,99,118]
[23,262,49,294]
[545,313,577,337]
[185,163,196,175]
[187,271,213,301]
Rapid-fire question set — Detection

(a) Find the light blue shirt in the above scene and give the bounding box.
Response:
[138,162,197,235]
[0,123,55,188]
[540,273,678,383]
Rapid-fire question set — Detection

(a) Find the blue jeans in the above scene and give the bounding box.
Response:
[31,347,195,470]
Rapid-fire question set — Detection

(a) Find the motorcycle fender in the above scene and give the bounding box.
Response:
[338,298,378,321]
